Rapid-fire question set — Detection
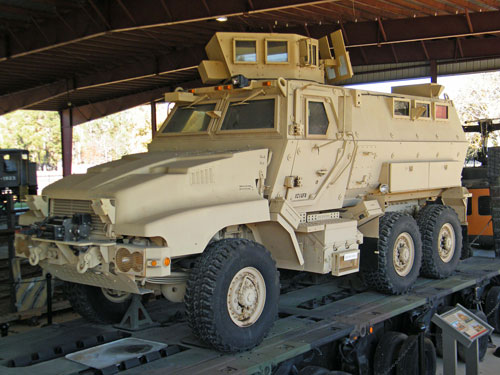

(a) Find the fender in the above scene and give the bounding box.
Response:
[116,199,271,257]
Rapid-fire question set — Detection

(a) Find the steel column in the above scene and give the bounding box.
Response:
[59,108,73,176]
[430,60,437,83]
[151,101,157,138]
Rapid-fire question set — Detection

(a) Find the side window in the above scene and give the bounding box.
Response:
[467,197,472,216]
[308,101,329,135]
[478,196,491,216]
[393,99,410,118]
[435,104,449,120]
[235,40,257,63]
[415,101,431,119]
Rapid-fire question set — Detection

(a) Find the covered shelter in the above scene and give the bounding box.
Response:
[0,0,499,175]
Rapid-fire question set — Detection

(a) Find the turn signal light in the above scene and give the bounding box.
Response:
[147,259,160,267]
[164,257,171,266]
[215,86,223,91]
[263,81,272,86]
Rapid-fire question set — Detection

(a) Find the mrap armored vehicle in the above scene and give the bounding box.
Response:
[16,31,469,352]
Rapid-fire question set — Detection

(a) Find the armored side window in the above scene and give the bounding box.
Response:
[234,40,257,63]
[435,103,449,120]
[221,99,275,131]
[162,103,215,133]
[478,195,491,216]
[414,101,431,119]
[308,101,329,135]
[266,40,288,63]
[393,99,410,118]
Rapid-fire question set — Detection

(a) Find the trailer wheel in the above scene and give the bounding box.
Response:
[62,282,132,323]
[373,331,408,375]
[185,238,279,352]
[485,286,500,332]
[417,205,462,279]
[396,335,436,375]
[362,213,422,295]
[457,310,489,361]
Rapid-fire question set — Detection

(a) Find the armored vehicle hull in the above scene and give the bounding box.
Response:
[16,32,468,352]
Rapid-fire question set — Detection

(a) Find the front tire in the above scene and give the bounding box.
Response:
[184,239,280,352]
[63,282,132,323]
[362,213,422,295]
[417,205,462,279]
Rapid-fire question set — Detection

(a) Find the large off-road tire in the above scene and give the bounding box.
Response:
[417,205,462,279]
[373,331,408,375]
[396,335,436,375]
[184,238,280,352]
[362,213,422,295]
[485,286,500,332]
[62,282,132,323]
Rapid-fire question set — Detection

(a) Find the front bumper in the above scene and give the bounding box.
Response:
[15,234,172,291]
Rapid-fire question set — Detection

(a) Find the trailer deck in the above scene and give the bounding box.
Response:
[1,256,499,375]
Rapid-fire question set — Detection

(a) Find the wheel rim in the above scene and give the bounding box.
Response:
[101,288,130,303]
[438,223,455,263]
[392,232,415,277]
[227,267,266,327]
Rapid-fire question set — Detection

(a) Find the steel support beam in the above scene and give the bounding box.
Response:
[0,0,333,61]
[59,108,73,176]
[151,101,157,137]
[67,81,199,126]
[430,60,437,83]
[0,48,203,115]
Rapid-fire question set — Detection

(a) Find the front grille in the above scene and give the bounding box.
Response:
[50,199,106,236]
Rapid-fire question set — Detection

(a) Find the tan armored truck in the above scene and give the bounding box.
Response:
[16,31,469,352]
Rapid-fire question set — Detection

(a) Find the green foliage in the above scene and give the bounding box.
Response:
[0,110,61,169]
[73,106,152,166]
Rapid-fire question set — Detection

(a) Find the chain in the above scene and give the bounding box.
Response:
[485,297,500,319]
[382,337,417,375]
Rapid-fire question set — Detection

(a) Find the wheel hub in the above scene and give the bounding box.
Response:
[101,288,130,303]
[438,223,455,263]
[393,232,415,277]
[227,267,266,327]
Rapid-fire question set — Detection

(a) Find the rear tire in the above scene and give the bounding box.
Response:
[396,335,436,375]
[417,205,462,279]
[373,331,408,375]
[362,213,422,295]
[185,239,280,352]
[485,286,500,332]
[63,282,132,323]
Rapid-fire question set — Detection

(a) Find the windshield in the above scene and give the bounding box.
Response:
[221,99,275,131]
[162,103,215,133]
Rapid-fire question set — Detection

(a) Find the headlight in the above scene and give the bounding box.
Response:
[115,247,143,273]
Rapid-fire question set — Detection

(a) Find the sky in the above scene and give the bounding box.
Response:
[347,75,472,96]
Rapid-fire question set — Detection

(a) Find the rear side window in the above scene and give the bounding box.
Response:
[221,99,275,131]
[478,196,491,216]
[308,101,329,135]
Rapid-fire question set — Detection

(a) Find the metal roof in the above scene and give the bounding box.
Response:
[1,0,499,123]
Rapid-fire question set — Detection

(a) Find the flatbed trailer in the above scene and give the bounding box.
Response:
[1,256,500,375]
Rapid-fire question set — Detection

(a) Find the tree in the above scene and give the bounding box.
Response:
[0,110,61,169]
